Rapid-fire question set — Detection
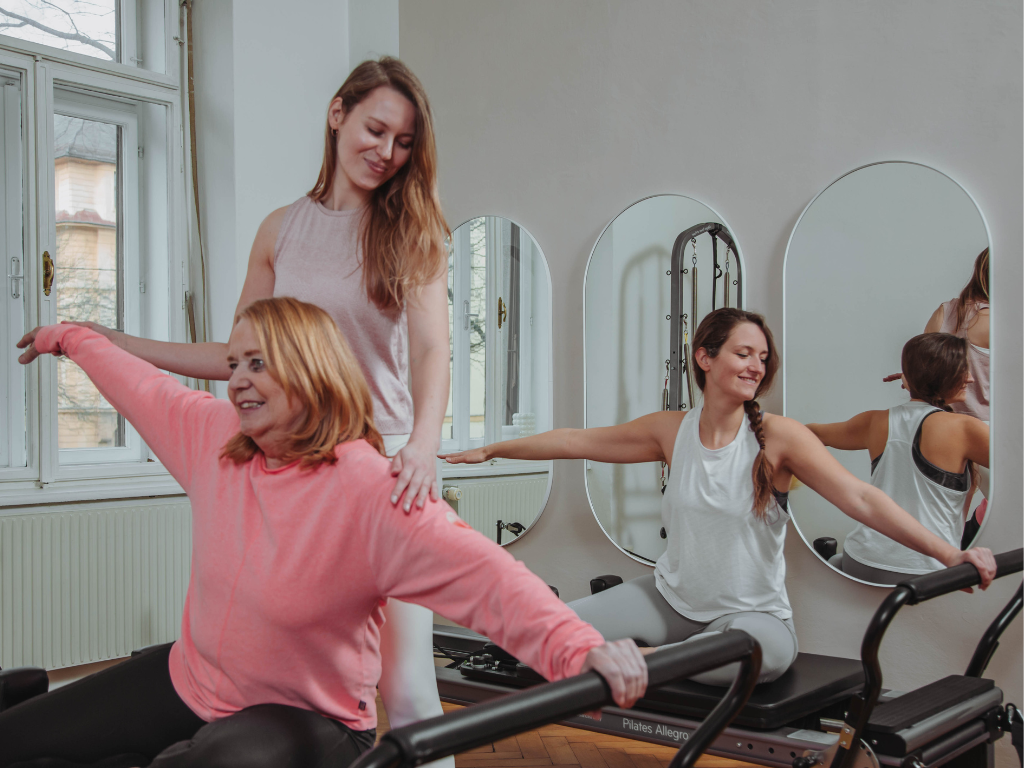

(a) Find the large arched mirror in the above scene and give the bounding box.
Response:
[584,195,744,563]
[441,217,553,545]
[784,162,991,586]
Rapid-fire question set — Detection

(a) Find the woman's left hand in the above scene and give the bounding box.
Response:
[580,639,648,710]
[390,440,439,513]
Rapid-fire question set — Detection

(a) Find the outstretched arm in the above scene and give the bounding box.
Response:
[439,411,685,467]
[18,324,230,489]
[771,416,996,587]
[805,411,879,451]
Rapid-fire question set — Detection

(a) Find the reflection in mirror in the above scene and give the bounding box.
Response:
[784,162,991,585]
[584,196,743,563]
[442,217,552,545]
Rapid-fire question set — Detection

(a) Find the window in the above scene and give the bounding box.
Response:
[0,1,187,504]
[443,217,550,459]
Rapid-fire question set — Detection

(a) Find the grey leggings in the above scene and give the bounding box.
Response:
[568,575,798,686]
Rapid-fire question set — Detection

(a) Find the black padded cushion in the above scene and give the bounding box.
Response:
[635,653,864,730]
[0,667,49,711]
[866,675,993,733]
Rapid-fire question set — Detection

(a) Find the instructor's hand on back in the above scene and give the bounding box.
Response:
[580,639,648,709]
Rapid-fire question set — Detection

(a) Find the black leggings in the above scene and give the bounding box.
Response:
[0,644,375,768]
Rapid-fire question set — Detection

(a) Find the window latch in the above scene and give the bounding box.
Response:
[42,251,54,296]
[497,297,507,330]
[8,256,22,299]
[463,299,479,331]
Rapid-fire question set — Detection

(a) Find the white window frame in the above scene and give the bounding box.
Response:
[0,3,190,508]
[443,218,550,479]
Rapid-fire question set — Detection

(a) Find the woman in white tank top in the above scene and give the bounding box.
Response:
[37,60,455,765]
[441,310,996,685]
[808,333,989,585]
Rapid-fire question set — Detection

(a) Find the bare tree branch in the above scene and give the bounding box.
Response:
[0,4,114,58]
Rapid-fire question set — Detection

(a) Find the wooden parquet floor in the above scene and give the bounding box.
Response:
[374,697,757,768]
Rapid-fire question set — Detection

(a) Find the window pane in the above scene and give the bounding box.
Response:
[442,244,453,441]
[468,218,486,440]
[0,1,117,61]
[53,113,124,448]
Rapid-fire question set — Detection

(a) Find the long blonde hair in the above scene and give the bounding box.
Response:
[220,298,385,468]
[309,57,449,312]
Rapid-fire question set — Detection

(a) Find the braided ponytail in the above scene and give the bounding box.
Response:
[692,309,781,521]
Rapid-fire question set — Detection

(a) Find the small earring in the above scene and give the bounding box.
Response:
[332,128,338,137]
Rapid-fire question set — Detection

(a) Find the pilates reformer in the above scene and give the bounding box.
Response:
[432,548,1023,768]
[356,632,762,768]
[0,631,764,768]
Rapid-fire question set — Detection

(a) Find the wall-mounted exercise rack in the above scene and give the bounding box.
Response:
[667,223,742,412]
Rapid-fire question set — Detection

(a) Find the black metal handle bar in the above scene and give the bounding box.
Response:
[965,582,1023,678]
[351,631,762,768]
[832,548,1023,768]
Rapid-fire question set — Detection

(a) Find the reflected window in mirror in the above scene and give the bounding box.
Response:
[783,162,992,586]
[442,217,553,546]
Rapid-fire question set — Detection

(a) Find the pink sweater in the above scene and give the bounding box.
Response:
[35,325,604,730]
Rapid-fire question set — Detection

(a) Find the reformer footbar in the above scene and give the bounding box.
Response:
[433,548,1023,768]
[356,633,762,768]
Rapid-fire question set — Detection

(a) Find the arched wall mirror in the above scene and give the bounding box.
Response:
[784,162,992,586]
[441,216,553,546]
[584,195,744,564]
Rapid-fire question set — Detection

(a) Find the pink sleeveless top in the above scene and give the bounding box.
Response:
[274,196,413,435]
[939,299,989,421]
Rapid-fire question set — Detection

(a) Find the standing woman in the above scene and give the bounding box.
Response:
[65,58,454,757]
[441,309,996,685]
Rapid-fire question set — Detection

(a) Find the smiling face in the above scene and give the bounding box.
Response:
[328,85,416,199]
[227,318,306,464]
[696,322,770,403]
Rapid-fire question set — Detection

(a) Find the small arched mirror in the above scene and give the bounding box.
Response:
[584,195,744,564]
[441,217,553,545]
[784,162,992,586]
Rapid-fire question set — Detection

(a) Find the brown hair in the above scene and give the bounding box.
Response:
[309,57,449,312]
[901,333,970,411]
[692,308,780,520]
[901,332,976,488]
[954,248,989,333]
[220,297,385,468]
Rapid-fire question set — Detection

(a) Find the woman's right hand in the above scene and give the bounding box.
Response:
[580,639,648,710]
[942,546,997,591]
[438,447,490,465]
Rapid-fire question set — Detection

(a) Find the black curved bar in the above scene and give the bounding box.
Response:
[351,631,761,768]
[965,582,1023,678]
[668,222,739,411]
[831,548,1024,768]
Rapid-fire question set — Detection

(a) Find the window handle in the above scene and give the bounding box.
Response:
[463,299,479,331]
[8,256,22,299]
[42,251,54,296]
[498,297,508,330]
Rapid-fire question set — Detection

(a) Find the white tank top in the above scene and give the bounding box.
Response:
[844,401,969,575]
[654,404,792,622]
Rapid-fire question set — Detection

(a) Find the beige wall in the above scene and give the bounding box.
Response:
[400,1,1022,761]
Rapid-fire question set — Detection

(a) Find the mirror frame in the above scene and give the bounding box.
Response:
[782,161,994,585]
[443,215,555,547]
[582,194,746,565]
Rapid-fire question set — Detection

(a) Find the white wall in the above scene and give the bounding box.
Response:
[192,0,352,397]
[400,2,1022,761]
[349,0,399,71]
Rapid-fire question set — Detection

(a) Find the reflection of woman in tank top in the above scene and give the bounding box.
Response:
[809,334,989,585]
[54,59,455,765]
[441,310,996,686]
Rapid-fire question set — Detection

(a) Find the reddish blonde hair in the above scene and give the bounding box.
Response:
[220,298,385,468]
[309,57,449,312]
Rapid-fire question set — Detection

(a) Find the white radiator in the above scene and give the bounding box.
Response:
[0,503,191,670]
[446,473,549,542]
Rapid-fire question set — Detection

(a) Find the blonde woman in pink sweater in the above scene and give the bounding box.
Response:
[63,58,458,761]
[8,298,646,768]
